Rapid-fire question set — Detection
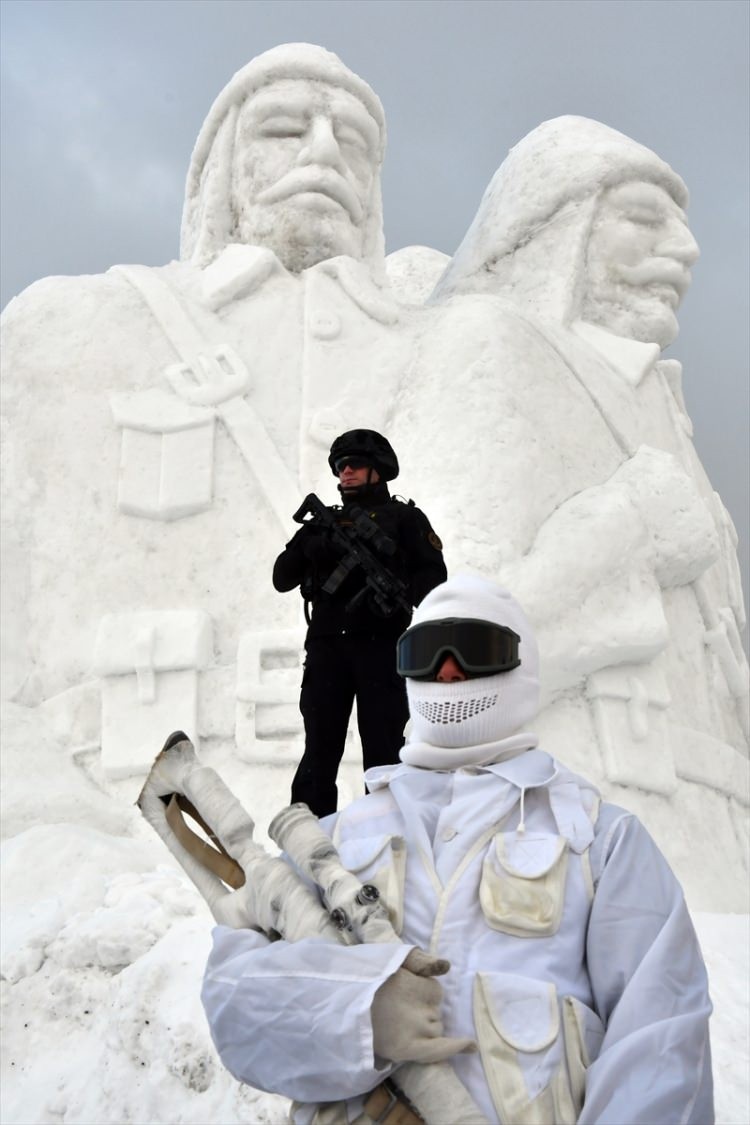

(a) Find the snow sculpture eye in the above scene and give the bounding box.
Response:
[258,115,308,138]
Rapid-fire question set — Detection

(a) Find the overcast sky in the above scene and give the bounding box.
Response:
[1,0,748,609]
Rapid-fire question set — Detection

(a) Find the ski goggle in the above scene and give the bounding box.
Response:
[396,617,521,680]
[334,456,372,473]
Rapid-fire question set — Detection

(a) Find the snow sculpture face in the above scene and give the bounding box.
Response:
[581,181,699,347]
[230,78,380,272]
[180,44,386,269]
[429,116,693,344]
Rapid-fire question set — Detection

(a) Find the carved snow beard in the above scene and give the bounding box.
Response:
[580,283,679,350]
[233,202,362,273]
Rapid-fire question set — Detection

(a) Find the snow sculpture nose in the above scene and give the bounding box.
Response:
[298,116,344,169]
[656,220,699,266]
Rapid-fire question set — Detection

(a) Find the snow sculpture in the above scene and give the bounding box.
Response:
[1,44,410,783]
[1,56,746,908]
[94,610,212,778]
[392,117,747,906]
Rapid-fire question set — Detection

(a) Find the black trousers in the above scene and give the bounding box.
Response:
[291,633,409,818]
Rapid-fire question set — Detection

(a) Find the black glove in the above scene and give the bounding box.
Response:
[300,526,340,568]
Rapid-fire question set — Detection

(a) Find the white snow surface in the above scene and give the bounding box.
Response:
[1,715,748,1125]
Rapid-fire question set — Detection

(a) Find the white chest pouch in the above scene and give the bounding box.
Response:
[473,970,604,1125]
[479,831,569,937]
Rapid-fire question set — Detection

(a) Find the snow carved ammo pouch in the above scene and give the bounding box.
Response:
[479,832,569,937]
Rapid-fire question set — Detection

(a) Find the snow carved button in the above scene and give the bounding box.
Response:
[308,311,342,339]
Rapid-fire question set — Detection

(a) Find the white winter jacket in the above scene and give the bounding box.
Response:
[202,750,713,1124]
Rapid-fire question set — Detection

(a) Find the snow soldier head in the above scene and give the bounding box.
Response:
[180,43,386,273]
[399,575,540,755]
[432,116,698,348]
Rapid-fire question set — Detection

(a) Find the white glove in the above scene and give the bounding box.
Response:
[371,962,476,1064]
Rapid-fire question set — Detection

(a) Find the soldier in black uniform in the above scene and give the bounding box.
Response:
[273,429,447,816]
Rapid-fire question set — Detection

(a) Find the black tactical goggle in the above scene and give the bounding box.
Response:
[396,617,521,680]
[334,456,372,473]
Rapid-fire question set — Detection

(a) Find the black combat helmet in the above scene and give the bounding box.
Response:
[328,429,400,482]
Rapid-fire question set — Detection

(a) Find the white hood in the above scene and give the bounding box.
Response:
[401,575,540,768]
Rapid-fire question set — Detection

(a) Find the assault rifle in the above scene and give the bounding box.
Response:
[292,492,412,617]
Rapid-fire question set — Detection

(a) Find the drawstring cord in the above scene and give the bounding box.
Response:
[517,785,527,834]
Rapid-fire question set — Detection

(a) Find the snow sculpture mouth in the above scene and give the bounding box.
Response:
[257,168,363,223]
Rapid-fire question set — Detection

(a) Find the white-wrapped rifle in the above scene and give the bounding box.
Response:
[137,732,488,1125]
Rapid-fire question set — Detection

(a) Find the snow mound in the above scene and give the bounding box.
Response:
[1,823,290,1124]
[693,912,750,1125]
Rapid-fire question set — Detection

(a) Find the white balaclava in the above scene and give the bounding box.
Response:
[401,575,540,769]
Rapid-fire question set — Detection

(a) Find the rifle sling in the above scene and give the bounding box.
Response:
[363,1079,424,1124]
[165,794,246,890]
